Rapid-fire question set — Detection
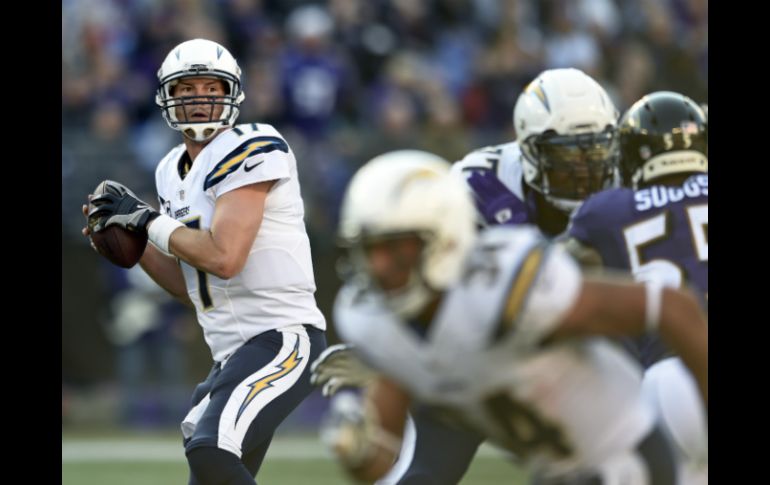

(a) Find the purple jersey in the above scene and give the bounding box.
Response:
[569,174,708,367]
[569,174,708,299]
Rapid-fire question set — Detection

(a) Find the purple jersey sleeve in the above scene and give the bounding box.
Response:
[465,170,531,226]
[568,188,633,257]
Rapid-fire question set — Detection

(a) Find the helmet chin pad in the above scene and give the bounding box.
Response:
[182,124,221,142]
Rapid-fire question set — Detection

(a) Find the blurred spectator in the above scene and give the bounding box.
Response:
[612,40,655,111]
[542,0,602,77]
[422,91,473,162]
[239,60,285,124]
[361,87,422,161]
[329,0,394,84]
[62,100,151,239]
[104,264,192,427]
[218,0,273,61]
[279,4,358,139]
[639,0,708,102]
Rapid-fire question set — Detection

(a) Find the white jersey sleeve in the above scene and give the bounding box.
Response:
[444,226,582,349]
[451,141,526,201]
[206,127,293,198]
[334,283,439,391]
[514,243,583,348]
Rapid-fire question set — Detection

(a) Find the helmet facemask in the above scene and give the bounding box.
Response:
[340,231,436,320]
[521,127,618,213]
[156,68,245,142]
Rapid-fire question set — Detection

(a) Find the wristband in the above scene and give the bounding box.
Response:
[148,214,185,253]
[645,282,663,332]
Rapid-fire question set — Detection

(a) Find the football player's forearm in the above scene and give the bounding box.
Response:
[558,280,708,406]
[657,289,708,405]
[168,227,246,280]
[552,279,646,339]
[343,446,398,483]
[139,244,192,306]
[327,379,408,482]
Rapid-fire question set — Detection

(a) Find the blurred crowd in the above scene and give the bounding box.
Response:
[62,0,707,243]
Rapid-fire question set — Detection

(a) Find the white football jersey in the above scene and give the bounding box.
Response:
[335,225,653,475]
[451,142,526,197]
[155,123,326,361]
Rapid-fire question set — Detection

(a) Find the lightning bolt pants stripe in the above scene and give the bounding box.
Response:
[182,324,326,464]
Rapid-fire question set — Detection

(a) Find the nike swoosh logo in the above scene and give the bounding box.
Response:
[244,160,264,172]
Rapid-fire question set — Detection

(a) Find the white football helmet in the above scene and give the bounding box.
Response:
[156,39,246,142]
[514,68,619,213]
[338,150,477,319]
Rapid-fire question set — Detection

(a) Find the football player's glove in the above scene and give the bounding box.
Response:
[89,181,160,234]
[320,391,401,469]
[310,344,378,397]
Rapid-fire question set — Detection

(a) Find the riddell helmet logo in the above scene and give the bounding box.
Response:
[660,155,699,166]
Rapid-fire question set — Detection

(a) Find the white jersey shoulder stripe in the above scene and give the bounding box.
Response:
[203,136,289,190]
[494,241,549,340]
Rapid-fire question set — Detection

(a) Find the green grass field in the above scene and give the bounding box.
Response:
[62,431,530,484]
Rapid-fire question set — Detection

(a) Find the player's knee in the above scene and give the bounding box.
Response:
[186,446,255,485]
[643,359,708,464]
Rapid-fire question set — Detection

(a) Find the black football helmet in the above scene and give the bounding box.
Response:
[619,91,708,188]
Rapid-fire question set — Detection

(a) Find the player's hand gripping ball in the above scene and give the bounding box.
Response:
[87,180,150,268]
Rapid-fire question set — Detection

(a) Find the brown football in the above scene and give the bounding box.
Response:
[88,180,148,268]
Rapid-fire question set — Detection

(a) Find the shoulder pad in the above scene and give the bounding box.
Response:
[204,135,289,190]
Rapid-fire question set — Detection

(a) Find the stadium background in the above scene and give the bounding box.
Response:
[62,0,707,483]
